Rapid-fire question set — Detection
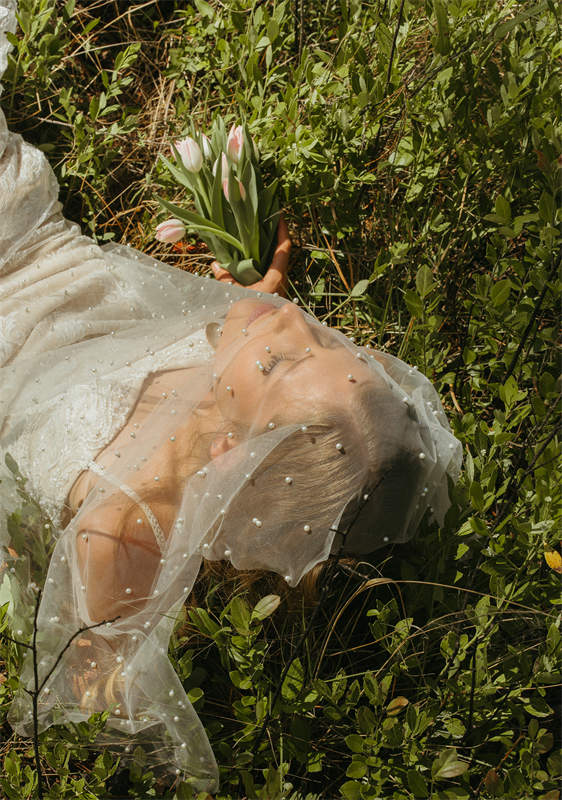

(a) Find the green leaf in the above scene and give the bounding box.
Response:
[433,0,451,55]
[524,695,554,717]
[351,278,370,297]
[345,734,364,754]
[407,769,429,798]
[494,194,511,223]
[281,657,304,700]
[490,279,511,306]
[340,780,362,800]
[386,696,409,716]
[432,748,469,780]
[404,290,424,317]
[227,596,251,636]
[416,264,435,298]
[158,198,244,254]
[539,190,555,223]
[346,760,367,779]
[251,594,281,621]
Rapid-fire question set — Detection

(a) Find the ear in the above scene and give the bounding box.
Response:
[209,434,246,472]
[209,434,236,460]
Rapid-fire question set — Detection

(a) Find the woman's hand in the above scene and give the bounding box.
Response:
[210,216,292,297]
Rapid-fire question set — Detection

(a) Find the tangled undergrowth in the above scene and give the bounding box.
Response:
[0,1,560,798]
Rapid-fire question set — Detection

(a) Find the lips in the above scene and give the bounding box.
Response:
[246,304,276,327]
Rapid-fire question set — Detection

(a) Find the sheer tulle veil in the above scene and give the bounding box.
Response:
[0,2,462,789]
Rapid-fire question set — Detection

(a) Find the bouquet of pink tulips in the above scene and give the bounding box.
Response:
[155,118,280,285]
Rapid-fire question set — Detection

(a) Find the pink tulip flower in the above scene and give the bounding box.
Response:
[201,133,212,159]
[222,177,246,202]
[173,136,202,173]
[213,152,229,178]
[155,218,186,243]
[226,124,244,163]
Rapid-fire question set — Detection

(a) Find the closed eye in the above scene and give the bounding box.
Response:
[262,353,298,375]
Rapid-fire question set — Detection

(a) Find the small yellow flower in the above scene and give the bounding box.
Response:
[544,549,562,574]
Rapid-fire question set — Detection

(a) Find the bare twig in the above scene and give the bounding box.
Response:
[1,587,120,797]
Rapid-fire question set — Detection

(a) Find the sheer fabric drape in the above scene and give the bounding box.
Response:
[0,2,461,789]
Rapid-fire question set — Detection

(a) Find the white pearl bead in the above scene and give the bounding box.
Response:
[43,688,50,695]
[252,518,262,528]
[173,715,179,722]
[241,328,248,335]
[268,422,276,429]
[347,374,354,381]
[303,524,311,532]
[116,656,123,663]
[335,443,343,451]
[224,548,232,557]
[305,346,311,353]
[226,385,232,392]
[284,575,291,582]
[91,661,97,668]
[419,452,426,460]
[136,518,143,525]
[285,476,293,484]
[383,536,389,542]
[265,345,271,353]
[154,476,160,481]
[169,436,176,442]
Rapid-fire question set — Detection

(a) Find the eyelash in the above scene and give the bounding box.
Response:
[262,353,297,375]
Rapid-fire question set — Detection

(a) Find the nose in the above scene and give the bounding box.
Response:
[276,302,311,334]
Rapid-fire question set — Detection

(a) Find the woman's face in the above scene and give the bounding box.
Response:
[213,298,374,430]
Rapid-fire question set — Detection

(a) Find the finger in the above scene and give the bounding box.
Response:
[277,215,292,251]
[268,220,291,282]
[258,265,287,296]
[210,262,235,282]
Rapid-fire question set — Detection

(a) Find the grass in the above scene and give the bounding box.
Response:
[0,1,561,798]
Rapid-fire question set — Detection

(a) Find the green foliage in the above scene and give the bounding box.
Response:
[1,0,560,798]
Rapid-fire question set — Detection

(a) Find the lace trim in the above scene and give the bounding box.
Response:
[86,460,167,554]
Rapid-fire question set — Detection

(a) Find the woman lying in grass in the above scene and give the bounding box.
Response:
[0,1,461,791]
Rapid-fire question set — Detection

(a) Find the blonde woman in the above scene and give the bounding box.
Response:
[0,2,461,791]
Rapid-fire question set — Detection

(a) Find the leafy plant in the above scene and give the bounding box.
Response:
[1,0,560,798]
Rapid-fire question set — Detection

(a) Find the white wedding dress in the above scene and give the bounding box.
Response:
[0,1,462,790]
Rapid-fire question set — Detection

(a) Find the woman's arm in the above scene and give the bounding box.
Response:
[75,521,161,624]
[210,216,292,297]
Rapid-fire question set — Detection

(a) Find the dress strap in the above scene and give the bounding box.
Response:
[86,461,167,553]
